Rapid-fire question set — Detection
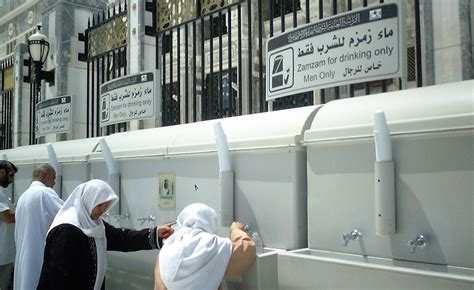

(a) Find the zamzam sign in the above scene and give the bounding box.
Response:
[35,95,73,137]
[100,72,156,126]
[266,1,406,100]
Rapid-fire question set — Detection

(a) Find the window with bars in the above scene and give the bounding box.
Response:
[267,0,302,20]
[162,81,180,126]
[203,13,228,41]
[160,7,229,55]
[273,90,313,111]
[203,68,238,120]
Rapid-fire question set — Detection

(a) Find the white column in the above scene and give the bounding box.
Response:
[13,44,29,147]
[128,0,145,130]
[431,0,471,83]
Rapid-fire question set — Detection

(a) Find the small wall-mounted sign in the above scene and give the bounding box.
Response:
[100,71,158,126]
[158,173,176,209]
[35,95,73,138]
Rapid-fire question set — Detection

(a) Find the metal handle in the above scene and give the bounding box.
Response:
[112,212,130,222]
[407,234,427,253]
[342,229,362,247]
[243,224,252,233]
[137,215,156,225]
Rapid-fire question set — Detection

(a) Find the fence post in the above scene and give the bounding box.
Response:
[129,0,146,131]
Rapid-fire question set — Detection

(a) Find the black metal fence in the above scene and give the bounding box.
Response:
[79,2,128,138]
[78,0,422,133]
[151,0,422,126]
[0,58,14,149]
[150,1,251,125]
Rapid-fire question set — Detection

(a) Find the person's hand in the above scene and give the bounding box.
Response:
[156,221,176,238]
[230,221,245,231]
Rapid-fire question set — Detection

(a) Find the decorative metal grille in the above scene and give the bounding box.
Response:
[88,12,127,58]
[273,91,314,111]
[201,0,228,14]
[3,67,14,91]
[79,2,129,138]
[407,46,416,82]
[157,0,196,31]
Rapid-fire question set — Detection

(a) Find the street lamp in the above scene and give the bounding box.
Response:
[28,25,54,90]
[28,25,55,144]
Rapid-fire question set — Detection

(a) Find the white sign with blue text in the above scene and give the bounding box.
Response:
[35,95,73,138]
[266,1,406,100]
[100,71,157,126]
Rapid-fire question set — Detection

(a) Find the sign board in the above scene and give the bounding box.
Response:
[35,95,73,137]
[100,71,158,126]
[158,173,176,209]
[266,1,406,100]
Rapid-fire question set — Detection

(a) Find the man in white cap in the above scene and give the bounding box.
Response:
[14,164,63,290]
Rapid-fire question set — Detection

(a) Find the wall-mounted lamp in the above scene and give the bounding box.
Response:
[28,25,55,89]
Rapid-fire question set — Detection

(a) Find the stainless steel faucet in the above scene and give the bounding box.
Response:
[407,234,427,253]
[137,215,156,225]
[342,229,362,247]
[112,212,130,222]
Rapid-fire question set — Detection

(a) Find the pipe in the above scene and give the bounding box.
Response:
[98,138,121,214]
[213,122,232,171]
[374,111,392,162]
[47,143,63,198]
[373,111,396,236]
[213,122,234,226]
[99,138,119,174]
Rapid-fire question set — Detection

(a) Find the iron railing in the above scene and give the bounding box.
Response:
[151,0,422,124]
[0,58,14,149]
[79,1,128,138]
[77,0,423,133]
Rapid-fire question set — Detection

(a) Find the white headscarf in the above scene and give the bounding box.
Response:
[49,179,118,290]
[159,203,232,290]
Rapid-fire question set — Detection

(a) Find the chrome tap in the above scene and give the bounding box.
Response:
[407,235,427,253]
[243,224,252,233]
[137,215,156,225]
[112,212,130,222]
[342,229,362,247]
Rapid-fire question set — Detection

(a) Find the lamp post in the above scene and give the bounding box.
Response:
[27,25,54,144]
[28,25,54,92]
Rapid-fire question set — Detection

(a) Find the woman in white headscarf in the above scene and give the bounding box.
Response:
[37,179,174,290]
[155,203,256,290]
